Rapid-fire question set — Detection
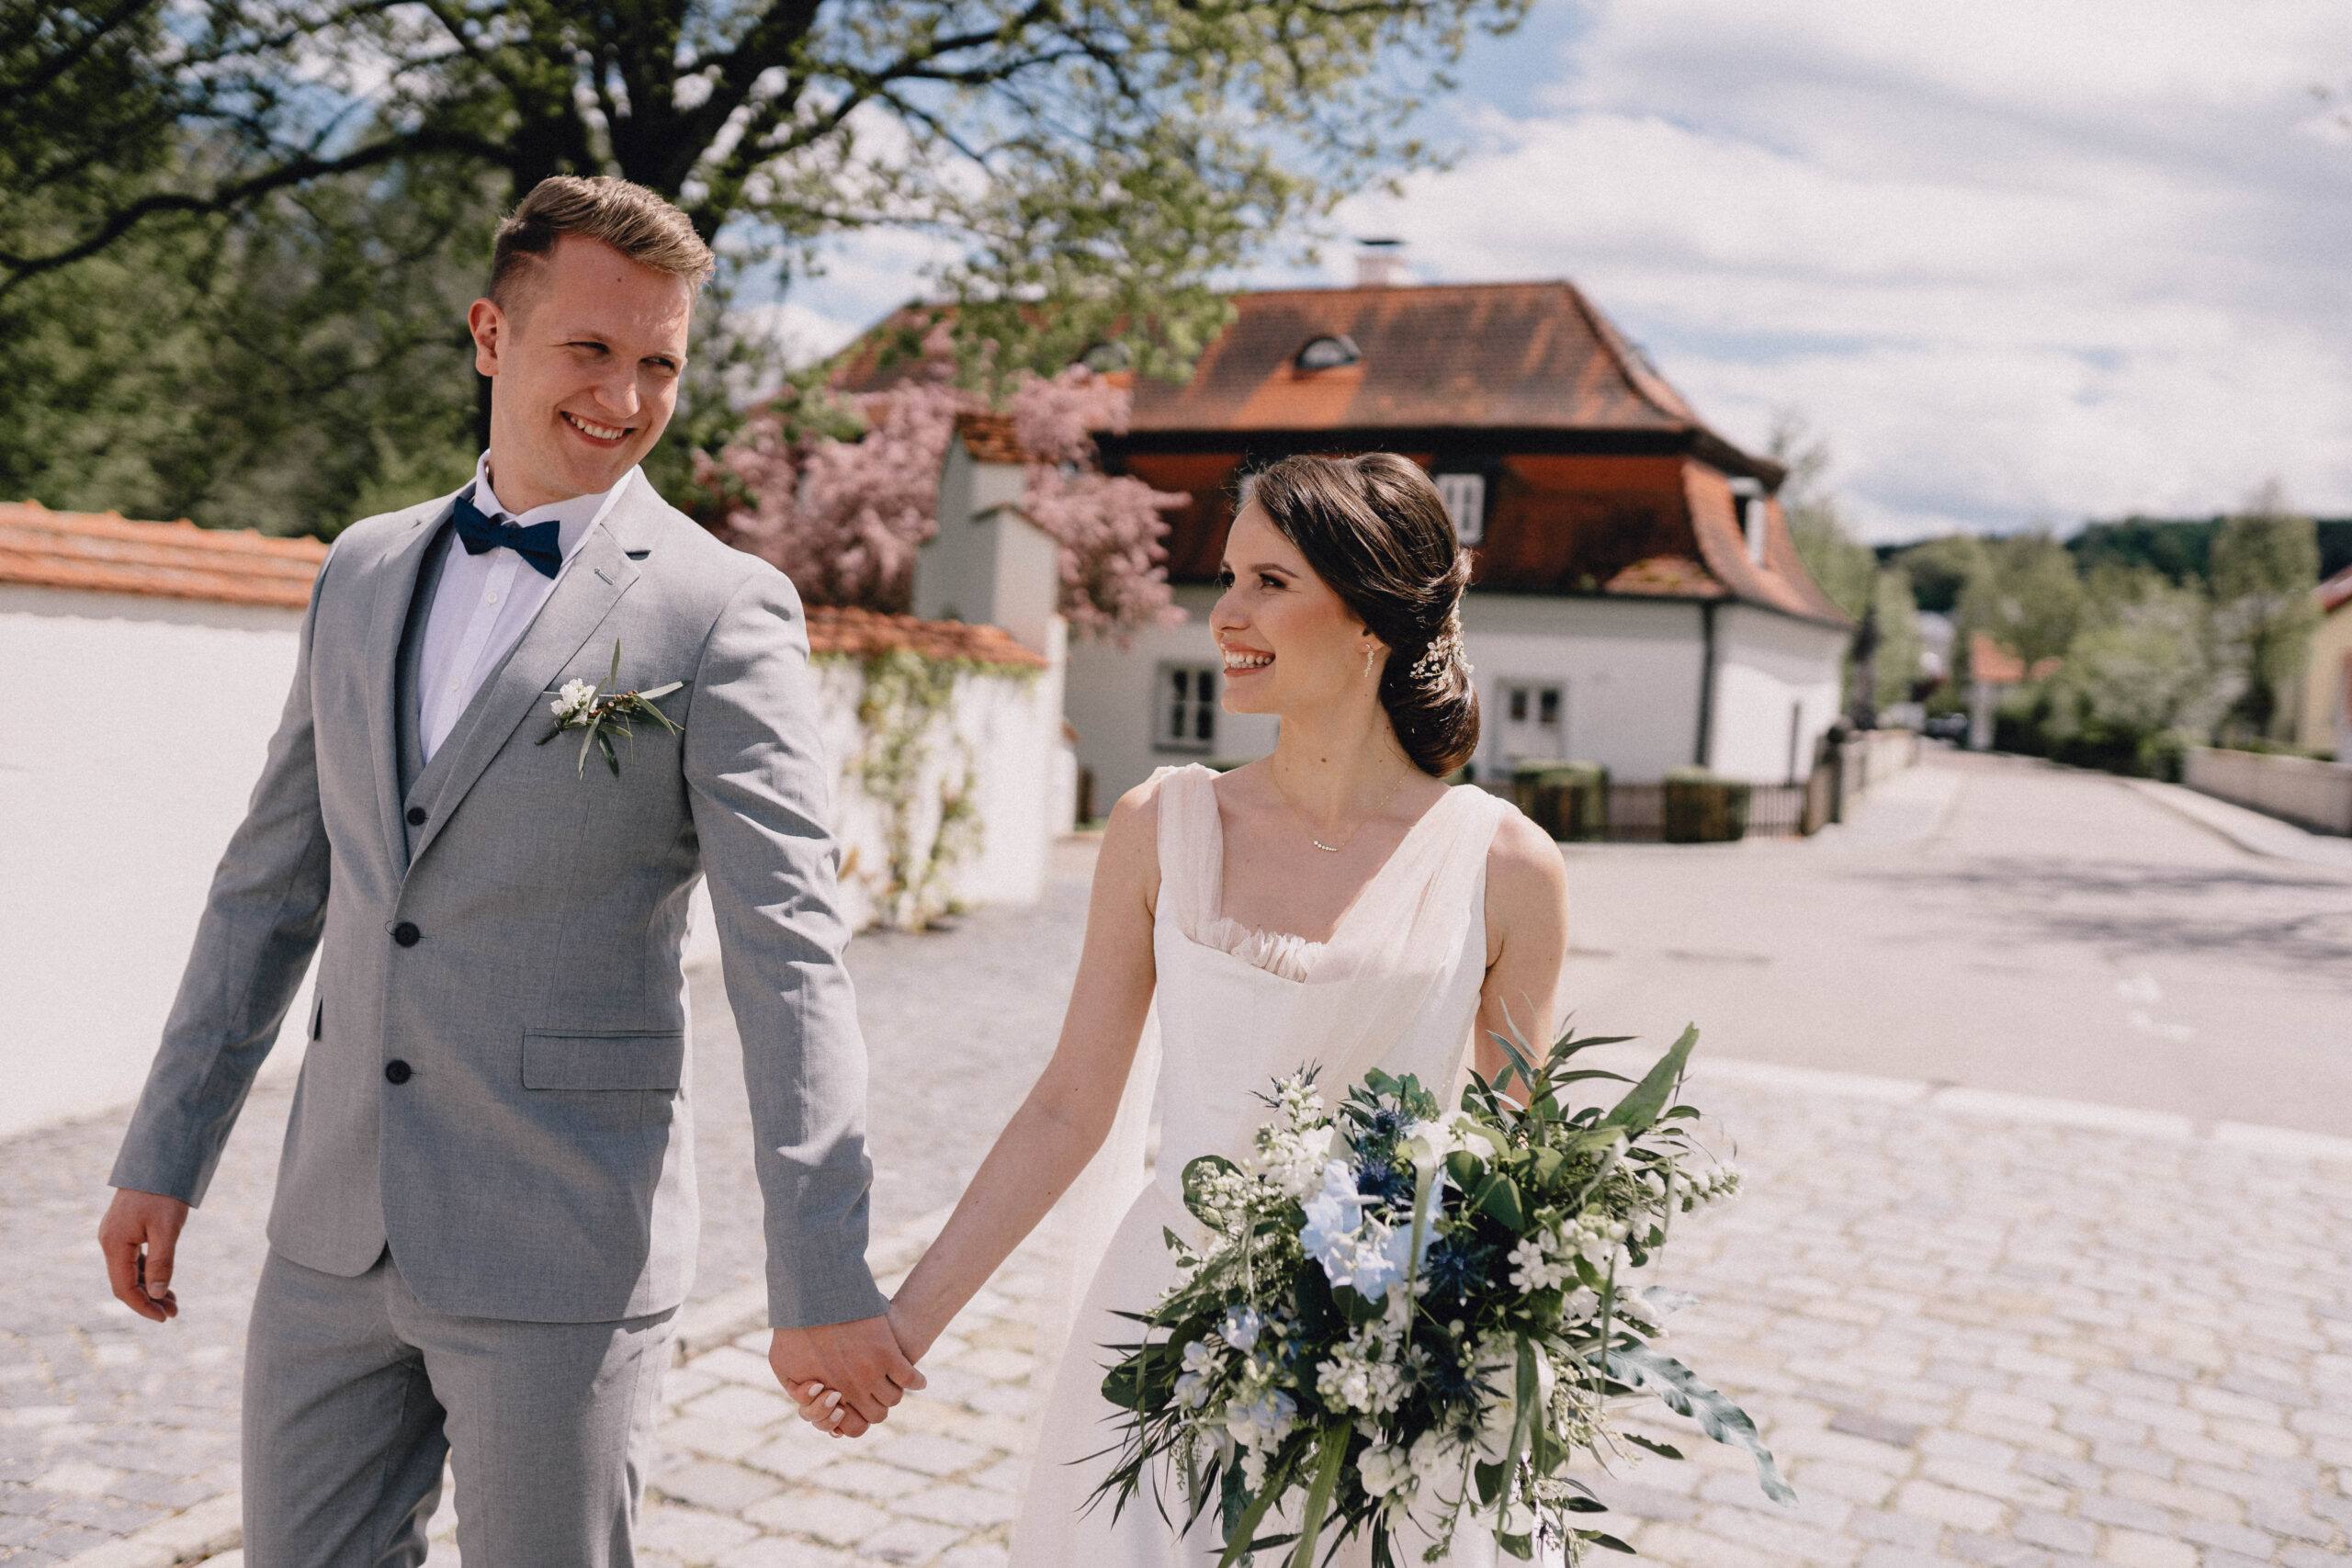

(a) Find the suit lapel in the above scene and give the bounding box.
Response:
[365,502,456,876]
[401,505,650,870]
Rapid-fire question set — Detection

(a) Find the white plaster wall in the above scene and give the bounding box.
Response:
[0,586,317,1139]
[1459,595,1709,784]
[1063,584,1280,809]
[1708,606,1850,784]
[811,642,1065,931]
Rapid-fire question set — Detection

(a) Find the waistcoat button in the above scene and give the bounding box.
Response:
[384,1060,412,1085]
[391,922,420,947]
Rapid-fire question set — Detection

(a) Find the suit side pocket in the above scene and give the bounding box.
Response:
[520,1030,686,1091]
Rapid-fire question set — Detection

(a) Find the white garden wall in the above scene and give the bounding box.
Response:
[0,585,318,1138]
[2184,747,2352,836]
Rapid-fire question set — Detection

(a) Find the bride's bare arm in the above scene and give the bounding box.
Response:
[881,779,1165,1364]
[1475,810,1571,1084]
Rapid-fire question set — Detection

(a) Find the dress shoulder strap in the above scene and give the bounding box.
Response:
[1147,763,1223,936]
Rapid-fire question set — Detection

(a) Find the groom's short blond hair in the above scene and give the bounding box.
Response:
[490,176,715,319]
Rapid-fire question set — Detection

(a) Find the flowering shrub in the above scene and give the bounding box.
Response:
[1095,1025,1787,1565]
[695,331,1186,637]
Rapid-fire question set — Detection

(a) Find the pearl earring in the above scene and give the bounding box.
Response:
[1363,645,1376,678]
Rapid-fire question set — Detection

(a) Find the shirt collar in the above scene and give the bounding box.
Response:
[469,453,639,563]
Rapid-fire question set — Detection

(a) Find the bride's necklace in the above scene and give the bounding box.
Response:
[1272,761,1409,853]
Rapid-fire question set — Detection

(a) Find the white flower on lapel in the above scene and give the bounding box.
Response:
[550,679,598,724]
[537,641,684,778]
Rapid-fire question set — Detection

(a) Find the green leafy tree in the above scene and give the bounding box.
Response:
[1869,569,1924,710]
[2209,480,2322,740]
[1767,411,1873,619]
[1957,532,2082,672]
[4,0,1529,531]
[1889,533,1991,615]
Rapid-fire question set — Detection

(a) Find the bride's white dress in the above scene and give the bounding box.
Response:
[1011,763,1512,1566]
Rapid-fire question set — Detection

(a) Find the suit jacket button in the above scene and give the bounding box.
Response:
[391,921,421,947]
[406,807,427,827]
[384,1060,413,1085]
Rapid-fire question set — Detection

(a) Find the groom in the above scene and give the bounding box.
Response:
[97,175,918,1565]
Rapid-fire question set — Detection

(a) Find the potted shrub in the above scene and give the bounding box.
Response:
[1662,766,1751,843]
[1511,760,1610,841]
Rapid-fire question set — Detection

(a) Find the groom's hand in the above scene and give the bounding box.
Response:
[99,1188,189,1323]
[769,1316,926,1436]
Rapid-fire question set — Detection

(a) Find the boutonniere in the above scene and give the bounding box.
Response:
[538,640,684,777]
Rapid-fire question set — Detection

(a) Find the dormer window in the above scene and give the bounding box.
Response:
[1295,335,1361,371]
[1729,478,1767,565]
[1433,471,1487,547]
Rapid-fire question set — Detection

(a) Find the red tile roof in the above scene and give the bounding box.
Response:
[954,412,1027,464]
[1679,467,1851,624]
[1970,633,2062,685]
[1125,281,1720,441]
[0,502,327,608]
[805,604,1046,668]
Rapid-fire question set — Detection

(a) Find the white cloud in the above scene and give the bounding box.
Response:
[1317,0,2352,539]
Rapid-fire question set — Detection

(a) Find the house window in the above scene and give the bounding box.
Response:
[1157,664,1219,752]
[1295,334,1362,371]
[1730,478,1767,565]
[1434,472,1487,547]
[1496,681,1565,764]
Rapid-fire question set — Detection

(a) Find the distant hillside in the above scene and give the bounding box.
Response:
[2065,516,2352,585]
[1875,517,2352,592]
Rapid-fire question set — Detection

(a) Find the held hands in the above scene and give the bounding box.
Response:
[770,1311,928,1439]
[98,1189,191,1323]
[786,1299,932,1438]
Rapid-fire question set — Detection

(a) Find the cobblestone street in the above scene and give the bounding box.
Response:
[6,754,2351,1566]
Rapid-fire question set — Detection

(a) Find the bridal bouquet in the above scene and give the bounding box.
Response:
[1092,1025,1791,1566]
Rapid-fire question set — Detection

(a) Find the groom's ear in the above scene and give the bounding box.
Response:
[469,298,505,378]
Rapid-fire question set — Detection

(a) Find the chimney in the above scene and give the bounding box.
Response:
[1354,238,1407,288]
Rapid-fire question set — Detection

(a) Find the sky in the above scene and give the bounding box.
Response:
[766,0,2352,545]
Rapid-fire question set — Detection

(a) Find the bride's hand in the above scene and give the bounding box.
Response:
[787,1378,852,1436]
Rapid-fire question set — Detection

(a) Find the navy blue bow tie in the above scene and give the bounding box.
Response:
[452,490,562,579]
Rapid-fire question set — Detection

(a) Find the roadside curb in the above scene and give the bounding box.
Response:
[1577,1045,2352,1167]
[2121,776,2352,869]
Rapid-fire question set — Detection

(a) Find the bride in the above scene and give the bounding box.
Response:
[796,453,1569,1563]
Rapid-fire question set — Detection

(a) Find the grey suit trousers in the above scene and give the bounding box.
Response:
[241,1248,675,1568]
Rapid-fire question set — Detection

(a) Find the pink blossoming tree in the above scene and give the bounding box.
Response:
[697,332,1188,638]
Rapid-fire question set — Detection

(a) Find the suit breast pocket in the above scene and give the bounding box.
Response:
[521,1030,686,1091]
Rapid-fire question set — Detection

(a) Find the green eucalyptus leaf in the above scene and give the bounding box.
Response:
[1606,1344,1794,1505]
[1603,1024,1700,1134]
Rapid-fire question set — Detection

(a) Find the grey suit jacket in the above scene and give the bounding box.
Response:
[110,475,887,1329]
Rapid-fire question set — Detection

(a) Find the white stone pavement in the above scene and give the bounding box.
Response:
[117,1057,2352,1568]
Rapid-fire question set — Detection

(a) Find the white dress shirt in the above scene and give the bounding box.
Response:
[415,457,639,763]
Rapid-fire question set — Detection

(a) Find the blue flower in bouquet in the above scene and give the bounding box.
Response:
[1352,1153,1415,1207]
[1421,1232,1495,1306]
[1219,1305,1264,1353]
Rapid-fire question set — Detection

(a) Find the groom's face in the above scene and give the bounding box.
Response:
[468,235,695,511]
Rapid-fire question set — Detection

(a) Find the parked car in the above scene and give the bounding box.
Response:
[1923,713,1970,742]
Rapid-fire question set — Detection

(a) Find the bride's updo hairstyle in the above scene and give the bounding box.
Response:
[1247,453,1479,778]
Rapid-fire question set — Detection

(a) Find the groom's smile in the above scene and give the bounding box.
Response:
[468,232,695,513]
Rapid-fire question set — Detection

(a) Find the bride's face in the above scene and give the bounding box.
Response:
[1210,502,1381,716]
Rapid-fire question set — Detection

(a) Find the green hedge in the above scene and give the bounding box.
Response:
[1660,767,1750,843]
[1511,761,1609,841]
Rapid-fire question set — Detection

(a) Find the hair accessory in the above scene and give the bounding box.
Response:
[1409,613,1470,682]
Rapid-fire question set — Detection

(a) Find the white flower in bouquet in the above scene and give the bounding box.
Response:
[1359,1439,1414,1501]
[1174,1339,1225,1410]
